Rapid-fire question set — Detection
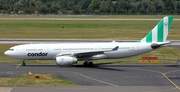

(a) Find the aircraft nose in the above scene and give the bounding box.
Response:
[4,49,21,58]
[4,50,17,58]
[4,50,14,57]
[4,51,9,56]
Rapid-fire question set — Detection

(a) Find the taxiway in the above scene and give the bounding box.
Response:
[0,64,180,92]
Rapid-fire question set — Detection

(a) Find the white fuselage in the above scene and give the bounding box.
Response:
[3,16,174,66]
[4,42,153,60]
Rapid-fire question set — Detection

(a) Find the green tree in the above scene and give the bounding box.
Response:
[152,0,164,13]
[0,0,179,15]
[73,6,80,14]
[13,2,22,13]
[139,7,146,14]
[163,0,175,14]
[99,0,112,14]
[2,4,9,10]
[144,0,156,14]
[38,5,49,14]
[34,0,43,8]
[88,0,100,13]
[24,8,33,14]
[116,0,129,14]
[49,7,58,14]
[134,2,141,14]
[29,0,35,7]
[0,3,2,10]
[175,1,180,14]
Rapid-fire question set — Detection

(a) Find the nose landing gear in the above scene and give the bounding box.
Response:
[22,60,26,66]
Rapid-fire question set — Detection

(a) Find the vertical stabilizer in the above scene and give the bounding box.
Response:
[141,16,174,43]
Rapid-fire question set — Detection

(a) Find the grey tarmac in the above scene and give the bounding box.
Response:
[0,64,180,92]
[0,86,178,92]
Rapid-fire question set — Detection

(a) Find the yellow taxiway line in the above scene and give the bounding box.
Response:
[126,67,180,91]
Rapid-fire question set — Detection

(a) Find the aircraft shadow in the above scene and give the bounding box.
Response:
[72,63,180,68]
[17,64,58,67]
[15,64,125,72]
[72,64,126,72]
[14,63,180,68]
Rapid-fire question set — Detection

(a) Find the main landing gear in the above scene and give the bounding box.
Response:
[22,60,26,66]
[83,59,93,67]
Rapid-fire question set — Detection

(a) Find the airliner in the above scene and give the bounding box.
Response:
[4,16,174,67]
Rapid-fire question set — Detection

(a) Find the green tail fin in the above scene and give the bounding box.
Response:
[140,16,174,43]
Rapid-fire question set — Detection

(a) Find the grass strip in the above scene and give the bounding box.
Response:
[0,74,79,86]
[0,20,179,40]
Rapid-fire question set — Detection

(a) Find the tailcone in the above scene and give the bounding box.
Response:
[151,42,170,49]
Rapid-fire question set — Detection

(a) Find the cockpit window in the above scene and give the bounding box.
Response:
[9,49,14,51]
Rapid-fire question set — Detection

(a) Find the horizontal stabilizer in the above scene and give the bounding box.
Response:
[151,42,170,49]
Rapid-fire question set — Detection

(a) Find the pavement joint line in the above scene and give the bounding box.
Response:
[75,72,118,87]
[124,67,180,91]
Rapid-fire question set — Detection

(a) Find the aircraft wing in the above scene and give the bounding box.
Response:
[55,46,119,58]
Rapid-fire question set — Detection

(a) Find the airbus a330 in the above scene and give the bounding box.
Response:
[4,16,174,67]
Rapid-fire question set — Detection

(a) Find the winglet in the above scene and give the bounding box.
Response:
[112,46,119,51]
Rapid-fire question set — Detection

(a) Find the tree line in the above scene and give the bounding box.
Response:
[0,0,180,15]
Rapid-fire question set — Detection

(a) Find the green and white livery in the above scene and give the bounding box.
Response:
[141,16,174,43]
[4,16,174,67]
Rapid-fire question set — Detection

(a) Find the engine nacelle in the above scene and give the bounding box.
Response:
[56,56,77,65]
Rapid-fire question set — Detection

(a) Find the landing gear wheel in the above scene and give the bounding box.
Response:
[83,62,88,67]
[88,62,94,67]
[22,63,26,66]
[22,60,26,66]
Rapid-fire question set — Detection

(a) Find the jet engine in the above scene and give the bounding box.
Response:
[56,56,77,65]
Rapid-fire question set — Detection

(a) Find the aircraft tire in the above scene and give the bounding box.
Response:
[88,62,93,67]
[22,63,26,66]
[83,62,88,67]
